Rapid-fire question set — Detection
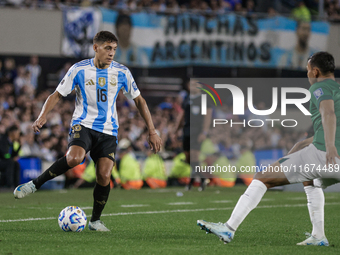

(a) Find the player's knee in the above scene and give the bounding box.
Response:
[96,171,111,186]
[254,176,286,189]
[97,170,111,181]
[66,154,84,167]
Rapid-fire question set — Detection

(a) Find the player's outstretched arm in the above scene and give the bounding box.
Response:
[133,95,162,153]
[319,99,340,166]
[32,91,62,133]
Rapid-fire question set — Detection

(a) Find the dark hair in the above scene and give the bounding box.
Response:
[115,14,132,29]
[93,31,118,45]
[308,51,335,75]
[6,125,19,135]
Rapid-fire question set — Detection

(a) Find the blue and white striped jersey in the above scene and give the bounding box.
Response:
[56,58,140,136]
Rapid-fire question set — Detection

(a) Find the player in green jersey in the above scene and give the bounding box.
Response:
[197,52,340,246]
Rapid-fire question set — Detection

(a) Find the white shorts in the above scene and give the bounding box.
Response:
[281,144,340,188]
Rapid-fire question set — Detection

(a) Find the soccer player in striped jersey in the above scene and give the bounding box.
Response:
[14,31,162,231]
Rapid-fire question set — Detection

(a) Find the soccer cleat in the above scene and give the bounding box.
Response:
[184,185,192,191]
[88,220,110,232]
[14,181,37,199]
[297,234,329,246]
[197,220,234,243]
[198,179,207,192]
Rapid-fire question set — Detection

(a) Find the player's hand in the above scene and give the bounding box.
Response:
[147,132,162,153]
[32,116,47,133]
[325,145,340,167]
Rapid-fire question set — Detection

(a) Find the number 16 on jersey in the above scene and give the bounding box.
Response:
[97,89,107,102]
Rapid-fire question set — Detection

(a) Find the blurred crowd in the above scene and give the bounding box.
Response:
[0,0,339,21]
[0,56,309,188]
[0,55,306,161]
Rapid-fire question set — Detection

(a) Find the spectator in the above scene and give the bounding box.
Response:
[20,132,41,157]
[225,0,241,11]
[267,6,278,17]
[14,65,32,95]
[325,1,340,21]
[40,137,56,162]
[117,138,143,190]
[58,62,72,82]
[26,55,41,90]
[206,152,236,187]
[19,112,32,135]
[235,145,256,186]
[158,96,173,110]
[73,160,121,189]
[2,58,17,84]
[246,0,255,14]
[291,0,311,21]
[0,125,21,188]
[143,149,167,188]
[168,152,191,186]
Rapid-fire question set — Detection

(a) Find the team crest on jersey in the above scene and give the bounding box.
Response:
[98,77,106,87]
[132,80,138,91]
[313,88,324,100]
[110,75,117,87]
[72,124,82,133]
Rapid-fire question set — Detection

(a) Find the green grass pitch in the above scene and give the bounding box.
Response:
[1,186,340,255]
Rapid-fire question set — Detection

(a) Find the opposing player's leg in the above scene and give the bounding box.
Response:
[183,136,193,190]
[198,144,335,244]
[298,180,328,246]
[14,145,86,199]
[187,149,204,191]
[197,161,289,243]
[88,157,113,232]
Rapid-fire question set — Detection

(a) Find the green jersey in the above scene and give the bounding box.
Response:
[309,79,340,152]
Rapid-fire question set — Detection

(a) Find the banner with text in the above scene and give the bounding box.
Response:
[63,8,330,69]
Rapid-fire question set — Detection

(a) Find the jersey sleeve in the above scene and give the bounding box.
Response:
[56,65,78,97]
[122,69,140,100]
[309,83,333,110]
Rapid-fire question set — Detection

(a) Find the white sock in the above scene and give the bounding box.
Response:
[226,179,267,231]
[304,185,325,239]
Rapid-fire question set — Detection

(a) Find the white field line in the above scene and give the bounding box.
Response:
[0,217,55,222]
[325,196,337,199]
[27,207,54,210]
[287,197,308,200]
[211,200,232,203]
[147,189,184,193]
[120,204,150,208]
[1,202,340,223]
[167,202,195,205]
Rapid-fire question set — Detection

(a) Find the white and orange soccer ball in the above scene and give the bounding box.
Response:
[58,206,87,232]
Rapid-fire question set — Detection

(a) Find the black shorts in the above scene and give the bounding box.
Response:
[68,124,117,163]
[183,135,201,152]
